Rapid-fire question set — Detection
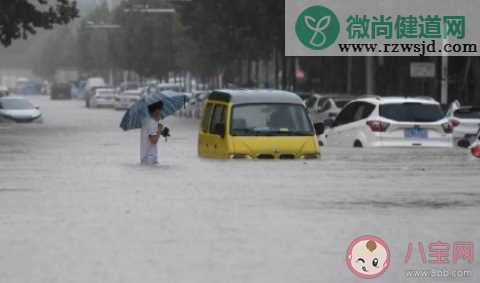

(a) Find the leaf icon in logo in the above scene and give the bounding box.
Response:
[316,16,331,32]
[304,16,319,31]
[304,15,331,48]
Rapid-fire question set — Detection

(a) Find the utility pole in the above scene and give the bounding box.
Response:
[124,6,176,81]
[86,21,121,86]
[366,57,375,94]
[441,39,449,105]
[347,57,352,94]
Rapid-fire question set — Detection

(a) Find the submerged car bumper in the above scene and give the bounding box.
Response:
[0,114,42,123]
[369,138,453,148]
[114,102,135,109]
[229,137,321,159]
[453,129,479,144]
[229,152,320,160]
[95,99,114,107]
[114,103,130,109]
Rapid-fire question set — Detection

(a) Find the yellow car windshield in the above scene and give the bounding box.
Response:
[231,104,314,136]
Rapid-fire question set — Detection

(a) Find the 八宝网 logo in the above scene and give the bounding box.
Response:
[346,235,391,279]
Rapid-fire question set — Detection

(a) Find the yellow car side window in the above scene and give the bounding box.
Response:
[201,103,213,132]
[210,105,226,135]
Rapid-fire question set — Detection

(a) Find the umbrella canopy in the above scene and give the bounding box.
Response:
[120,91,187,131]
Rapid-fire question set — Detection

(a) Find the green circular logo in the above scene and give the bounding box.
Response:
[295,5,340,50]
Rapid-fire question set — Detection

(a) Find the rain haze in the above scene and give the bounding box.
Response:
[1,1,480,282]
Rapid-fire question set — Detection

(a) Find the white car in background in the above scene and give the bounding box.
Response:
[182,91,208,119]
[85,77,106,90]
[0,85,9,97]
[118,81,142,93]
[85,77,107,108]
[156,83,184,92]
[447,105,480,146]
[114,89,144,110]
[191,91,209,119]
[90,88,116,108]
[305,94,355,124]
[0,96,42,123]
[324,96,453,148]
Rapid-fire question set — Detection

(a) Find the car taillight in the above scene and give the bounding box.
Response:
[442,122,453,134]
[471,145,480,158]
[366,120,390,132]
[449,118,460,128]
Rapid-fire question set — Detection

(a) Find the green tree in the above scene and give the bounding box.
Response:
[32,26,79,79]
[111,0,184,79]
[0,0,79,47]
[176,0,285,85]
[76,4,114,76]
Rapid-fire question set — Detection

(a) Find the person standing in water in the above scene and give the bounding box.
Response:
[140,101,165,165]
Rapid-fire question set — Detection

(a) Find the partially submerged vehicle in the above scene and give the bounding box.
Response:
[198,89,324,159]
[0,96,42,123]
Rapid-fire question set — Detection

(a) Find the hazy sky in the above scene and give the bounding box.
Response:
[0,0,121,67]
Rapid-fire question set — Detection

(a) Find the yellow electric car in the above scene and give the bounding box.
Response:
[198,89,324,159]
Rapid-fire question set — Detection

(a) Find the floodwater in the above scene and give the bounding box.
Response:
[0,96,479,283]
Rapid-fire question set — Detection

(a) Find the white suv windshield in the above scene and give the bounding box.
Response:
[231,104,314,136]
[380,103,445,122]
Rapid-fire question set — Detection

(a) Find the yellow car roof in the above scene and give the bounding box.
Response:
[209,89,303,105]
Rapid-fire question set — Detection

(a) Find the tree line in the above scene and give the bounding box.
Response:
[1,0,479,103]
[29,0,297,89]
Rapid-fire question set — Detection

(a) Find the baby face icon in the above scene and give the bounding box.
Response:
[346,235,390,279]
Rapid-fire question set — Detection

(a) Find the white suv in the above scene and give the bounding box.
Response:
[447,105,480,146]
[325,96,453,148]
[305,94,355,124]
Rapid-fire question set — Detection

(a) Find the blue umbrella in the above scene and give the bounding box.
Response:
[120,91,187,131]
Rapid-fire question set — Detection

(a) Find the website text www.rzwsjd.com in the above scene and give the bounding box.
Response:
[338,40,479,56]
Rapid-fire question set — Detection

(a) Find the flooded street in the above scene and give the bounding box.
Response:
[1,96,479,283]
